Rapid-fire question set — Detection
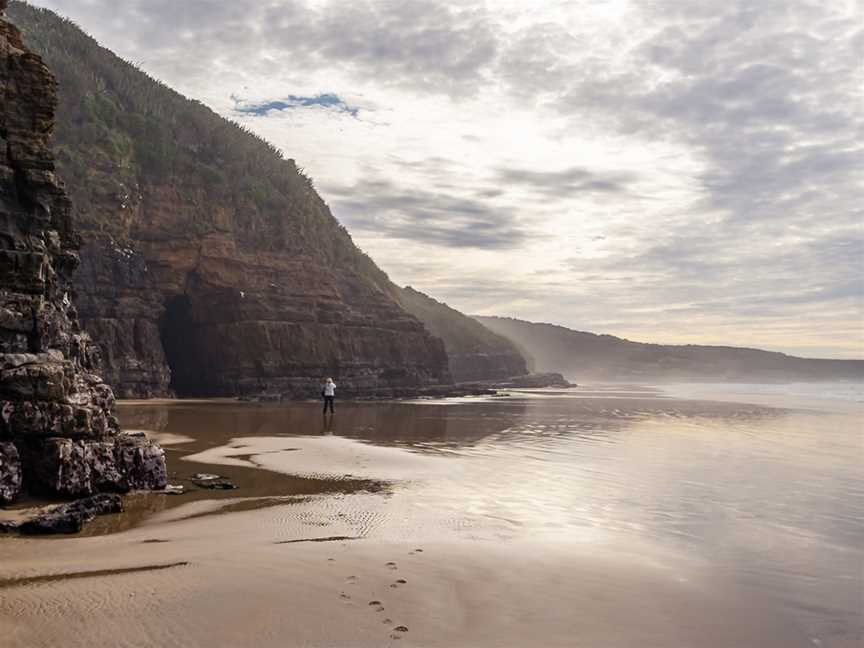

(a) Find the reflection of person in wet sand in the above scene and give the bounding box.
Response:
[321,413,334,435]
[322,377,336,415]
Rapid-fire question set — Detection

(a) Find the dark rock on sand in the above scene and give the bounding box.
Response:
[0,2,166,502]
[18,434,167,497]
[14,493,123,535]
[191,473,237,490]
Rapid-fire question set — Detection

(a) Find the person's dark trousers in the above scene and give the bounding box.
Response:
[323,396,335,414]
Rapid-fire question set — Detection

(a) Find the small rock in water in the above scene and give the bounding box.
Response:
[191,474,237,490]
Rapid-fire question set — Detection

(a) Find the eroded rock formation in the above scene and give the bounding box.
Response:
[0,1,166,503]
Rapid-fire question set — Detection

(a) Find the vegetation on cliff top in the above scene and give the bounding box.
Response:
[8,1,388,286]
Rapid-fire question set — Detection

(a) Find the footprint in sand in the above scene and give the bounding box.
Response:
[382,618,392,624]
[395,579,407,584]
[389,583,398,588]
[389,635,402,641]
[386,562,398,570]
[393,626,409,632]
[368,600,382,606]
[339,592,351,600]
[415,549,423,553]
[346,575,359,584]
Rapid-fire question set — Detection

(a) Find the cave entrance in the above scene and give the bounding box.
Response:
[158,295,203,396]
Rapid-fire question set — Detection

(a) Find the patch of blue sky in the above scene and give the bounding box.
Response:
[234,93,359,118]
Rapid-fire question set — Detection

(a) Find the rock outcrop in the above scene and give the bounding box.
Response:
[397,287,527,383]
[8,2,451,398]
[0,0,166,502]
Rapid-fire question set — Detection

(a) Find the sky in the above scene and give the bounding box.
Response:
[26,0,864,358]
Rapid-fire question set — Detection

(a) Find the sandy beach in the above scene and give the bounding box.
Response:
[1,386,861,647]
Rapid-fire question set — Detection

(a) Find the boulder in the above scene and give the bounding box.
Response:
[17,493,123,535]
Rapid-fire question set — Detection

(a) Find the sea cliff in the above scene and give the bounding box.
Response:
[0,0,166,503]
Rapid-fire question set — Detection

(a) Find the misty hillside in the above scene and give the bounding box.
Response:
[476,316,864,383]
[397,287,527,382]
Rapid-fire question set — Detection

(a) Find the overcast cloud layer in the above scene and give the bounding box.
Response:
[27,0,864,357]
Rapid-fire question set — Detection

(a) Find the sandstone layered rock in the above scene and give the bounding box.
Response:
[9,3,451,398]
[0,1,166,501]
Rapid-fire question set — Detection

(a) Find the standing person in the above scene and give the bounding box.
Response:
[322,377,336,415]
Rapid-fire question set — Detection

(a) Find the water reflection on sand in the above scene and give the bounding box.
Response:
[6,386,859,647]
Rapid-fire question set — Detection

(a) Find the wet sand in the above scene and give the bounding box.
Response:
[1,387,861,647]
[0,515,813,648]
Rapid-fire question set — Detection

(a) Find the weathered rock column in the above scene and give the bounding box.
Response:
[0,0,166,503]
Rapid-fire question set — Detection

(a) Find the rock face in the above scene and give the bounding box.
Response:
[8,2,451,398]
[397,287,527,383]
[0,442,22,504]
[0,1,166,501]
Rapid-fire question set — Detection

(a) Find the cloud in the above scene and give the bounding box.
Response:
[233,93,359,118]
[495,166,638,197]
[326,178,533,249]
[32,0,499,97]
[258,0,498,95]
[549,0,864,231]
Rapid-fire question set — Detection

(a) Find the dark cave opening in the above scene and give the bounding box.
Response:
[158,295,202,396]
